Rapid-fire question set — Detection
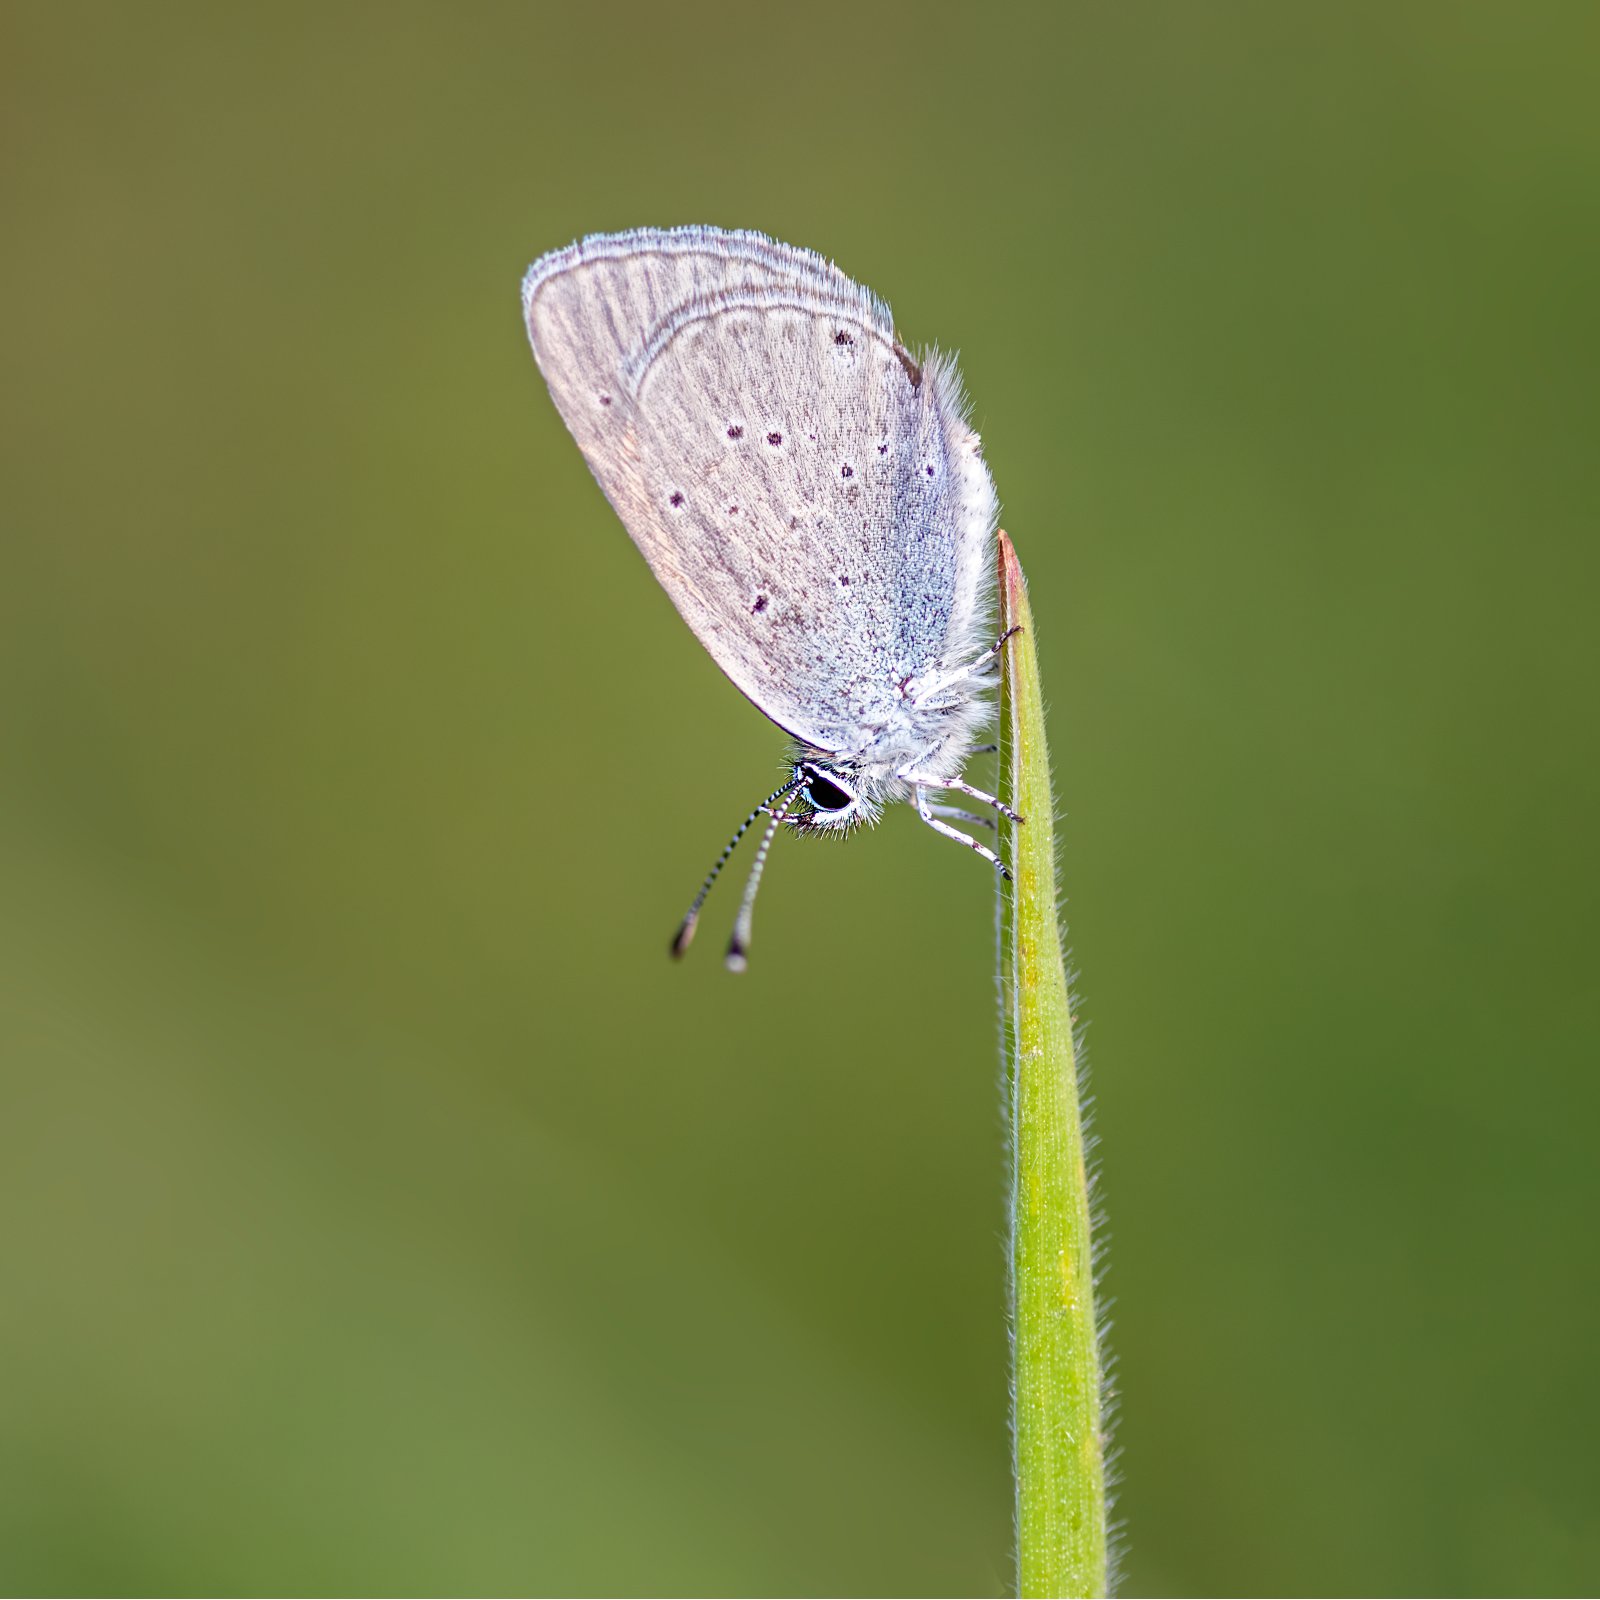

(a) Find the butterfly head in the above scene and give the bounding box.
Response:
[785,761,881,835]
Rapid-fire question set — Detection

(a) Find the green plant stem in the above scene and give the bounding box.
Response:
[998,531,1108,1598]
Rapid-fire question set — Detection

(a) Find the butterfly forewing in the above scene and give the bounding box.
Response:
[523,227,996,755]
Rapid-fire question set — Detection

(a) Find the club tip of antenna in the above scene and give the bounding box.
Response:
[724,942,748,974]
[670,915,698,959]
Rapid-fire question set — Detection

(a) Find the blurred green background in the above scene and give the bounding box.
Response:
[4,1,1598,1593]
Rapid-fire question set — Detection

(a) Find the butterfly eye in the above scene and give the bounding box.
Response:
[804,774,853,812]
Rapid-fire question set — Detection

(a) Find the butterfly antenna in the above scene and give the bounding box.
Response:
[671,779,802,959]
[724,787,800,973]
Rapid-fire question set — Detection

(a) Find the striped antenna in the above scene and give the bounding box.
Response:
[670,778,803,959]
[724,786,801,973]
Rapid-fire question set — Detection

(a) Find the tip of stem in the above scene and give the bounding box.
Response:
[724,942,748,974]
[998,529,1026,613]
[670,915,698,959]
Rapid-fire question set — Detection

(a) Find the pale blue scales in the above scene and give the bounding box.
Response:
[521,226,1017,967]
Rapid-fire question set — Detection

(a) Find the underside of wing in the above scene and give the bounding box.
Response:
[522,227,996,754]
[522,226,887,453]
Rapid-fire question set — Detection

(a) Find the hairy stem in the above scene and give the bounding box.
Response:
[998,530,1109,1597]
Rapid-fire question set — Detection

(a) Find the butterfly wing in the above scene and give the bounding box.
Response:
[522,226,996,755]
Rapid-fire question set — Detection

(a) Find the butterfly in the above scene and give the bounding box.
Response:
[523,227,1020,968]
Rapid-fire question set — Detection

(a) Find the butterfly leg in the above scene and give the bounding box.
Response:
[908,630,1025,710]
[964,624,1023,673]
[915,787,1011,879]
[936,776,1024,824]
[904,773,1025,824]
[927,803,997,830]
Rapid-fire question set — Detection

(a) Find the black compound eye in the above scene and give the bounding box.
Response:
[805,774,853,812]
